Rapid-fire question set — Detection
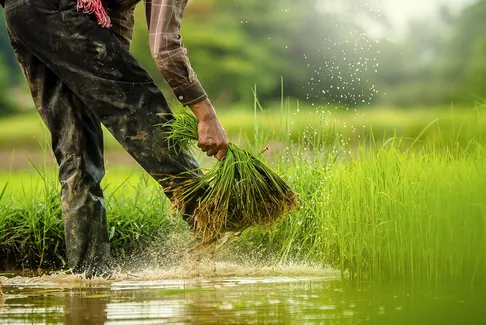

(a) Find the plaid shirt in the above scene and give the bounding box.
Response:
[144,0,208,106]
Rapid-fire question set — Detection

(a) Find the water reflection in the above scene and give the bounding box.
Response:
[65,288,107,324]
[1,277,485,324]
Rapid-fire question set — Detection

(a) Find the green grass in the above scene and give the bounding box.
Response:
[0,166,181,270]
[263,140,486,283]
[1,104,486,151]
[0,105,485,284]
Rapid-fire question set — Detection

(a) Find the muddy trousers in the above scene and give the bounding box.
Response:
[3,0,202,276]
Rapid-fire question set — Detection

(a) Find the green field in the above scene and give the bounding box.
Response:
[1,106,485,284]
[1,104,485,151]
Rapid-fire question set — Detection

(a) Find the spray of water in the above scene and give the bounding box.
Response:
[0,231,338,286]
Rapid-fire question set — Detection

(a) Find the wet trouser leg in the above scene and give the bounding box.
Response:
[4,0,201,275]
[7,34,113,276]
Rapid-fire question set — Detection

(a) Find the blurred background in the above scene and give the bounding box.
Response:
[0,0,485,168]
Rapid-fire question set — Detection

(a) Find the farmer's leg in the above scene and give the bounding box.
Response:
[4,0,202,215]
[4,7,140,276]
[8,39,110,276]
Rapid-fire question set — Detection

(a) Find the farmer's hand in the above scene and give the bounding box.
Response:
[189,98,229,160]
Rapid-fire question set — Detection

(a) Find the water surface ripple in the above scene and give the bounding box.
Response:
[1,275,484,324]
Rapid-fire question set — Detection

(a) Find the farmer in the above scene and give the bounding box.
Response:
[1,0,228,277]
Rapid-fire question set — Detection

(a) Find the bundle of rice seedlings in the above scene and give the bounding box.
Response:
[162,108,300,243]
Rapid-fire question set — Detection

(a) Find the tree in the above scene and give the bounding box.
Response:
[0,55,14,116]
[436,0,486,103]
[130,0,385,108]
[0,10,22,85]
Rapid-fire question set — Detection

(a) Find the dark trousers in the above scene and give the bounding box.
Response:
[3,0,202,276]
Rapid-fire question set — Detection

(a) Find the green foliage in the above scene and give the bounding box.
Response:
[377,0,486,107]
[1,104,486,284]
[0,61,14,117]
[228,108,486,284]
[0,168,175,270]
[130,0,382,107]
[2,1,486,111]
[0,12,21,85]
[437,0,486,103]
[2,104,486,152]
[129,0,486,108]
[0,10,22,116]
[268,140,486,283]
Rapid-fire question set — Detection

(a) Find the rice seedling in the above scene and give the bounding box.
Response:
[0,165,176,270]
[1,105,486,285]
[161,107,300,243]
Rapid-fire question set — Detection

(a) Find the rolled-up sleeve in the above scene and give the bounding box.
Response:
[144,0,208,106]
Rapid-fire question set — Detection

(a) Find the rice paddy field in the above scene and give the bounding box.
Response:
[1,104,485,151]
[1,103,485,285]
[2,104,486,324]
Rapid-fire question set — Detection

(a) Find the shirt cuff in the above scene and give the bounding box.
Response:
[173,81,208,106]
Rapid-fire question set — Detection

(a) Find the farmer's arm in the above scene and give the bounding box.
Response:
[145,0,228,160]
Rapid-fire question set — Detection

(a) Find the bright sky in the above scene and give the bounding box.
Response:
[383,0,476,29]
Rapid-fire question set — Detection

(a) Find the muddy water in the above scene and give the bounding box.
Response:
[1,270,485,325]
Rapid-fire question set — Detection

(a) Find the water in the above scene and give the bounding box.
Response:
[1,273,485,324]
